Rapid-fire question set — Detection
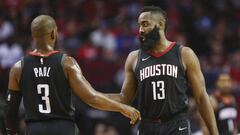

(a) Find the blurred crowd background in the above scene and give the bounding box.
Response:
[0,0,240,135]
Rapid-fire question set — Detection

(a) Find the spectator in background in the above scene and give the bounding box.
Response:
[0,36,23,97]
[90,21,117,60]
[63,18,82,55]
[225,24,240,52]
[209,73,238,135]
[229,51,240,90]
[75,37,99,62]
[202,37,227,91]
[0,14,14,43]
[115,21,137,56]
[0,38,23,69]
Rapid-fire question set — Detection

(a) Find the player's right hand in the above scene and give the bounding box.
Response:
[120,104,141,124]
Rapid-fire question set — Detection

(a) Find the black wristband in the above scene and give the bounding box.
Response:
[0,97,7,135]
[5,90,22,135]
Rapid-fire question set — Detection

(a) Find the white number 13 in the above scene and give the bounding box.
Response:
[152,81,165,100]
[37,84,51,113]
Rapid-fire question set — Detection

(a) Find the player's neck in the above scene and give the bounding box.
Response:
[34,44,55,54]
[34,39,55,54]
[150,36,171,54]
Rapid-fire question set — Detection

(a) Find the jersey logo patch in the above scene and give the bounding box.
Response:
[142,56,151,61]
[40,58,43,65]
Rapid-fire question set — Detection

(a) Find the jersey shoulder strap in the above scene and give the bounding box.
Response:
[134,49,141,73]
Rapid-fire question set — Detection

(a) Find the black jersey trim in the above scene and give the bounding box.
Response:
[19,57,25,90]
[147,42,176,58]
[19,57,24,84]
[29,50,59,57]
[61,54,67,78]
[61,54,67,67]
[134,50,141,74]
[20,57,24,69]
[178,45,186,76]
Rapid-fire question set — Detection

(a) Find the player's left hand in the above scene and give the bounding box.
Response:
[119,104,141,124]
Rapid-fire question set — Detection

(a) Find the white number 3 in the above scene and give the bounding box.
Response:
[37,84,51,113]
[152,81,165,100]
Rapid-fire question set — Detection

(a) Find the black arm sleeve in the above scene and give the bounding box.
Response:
[5,90,22,135]
[0,97,7,135]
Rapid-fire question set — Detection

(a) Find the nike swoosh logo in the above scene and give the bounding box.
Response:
[7,94,11,101]
[142,56,151,61]
[179,127,187,131]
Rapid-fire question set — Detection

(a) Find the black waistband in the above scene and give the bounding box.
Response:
[141,112,186,124]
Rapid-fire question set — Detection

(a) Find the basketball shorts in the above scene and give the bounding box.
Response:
[138,117,191,135]
[25,119,79,135]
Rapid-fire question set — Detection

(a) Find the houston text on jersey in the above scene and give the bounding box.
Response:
[139,64,178,81]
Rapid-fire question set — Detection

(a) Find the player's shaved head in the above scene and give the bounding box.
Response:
[31,15,57,37]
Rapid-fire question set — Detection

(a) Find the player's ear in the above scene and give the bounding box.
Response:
[158,21,164,31]
[51,30,55,40]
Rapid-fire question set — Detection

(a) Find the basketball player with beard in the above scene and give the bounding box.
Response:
[5,15,140,135]
[105,6,219,135]
[209,73,238,135]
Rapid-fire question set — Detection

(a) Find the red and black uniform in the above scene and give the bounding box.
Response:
[135,42,190,135]
[214,92,238,135]
[11,51,79,135]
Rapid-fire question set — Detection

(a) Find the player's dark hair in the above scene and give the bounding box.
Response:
[140,6,168,32]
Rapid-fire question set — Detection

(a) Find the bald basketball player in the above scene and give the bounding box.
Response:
[105,6,219,135]
[5,15,140,135]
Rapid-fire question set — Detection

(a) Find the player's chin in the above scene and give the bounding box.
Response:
[139,35,146,42]
[140,40,156,51]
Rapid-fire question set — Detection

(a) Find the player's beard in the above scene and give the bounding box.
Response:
[139,26,160,51]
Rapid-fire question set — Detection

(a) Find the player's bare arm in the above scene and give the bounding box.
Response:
[8,61,21,91]
[209,96,217,111]
[6,60,22,135]
[182,47,219,135]
[105,50,139,105]
[63,56,140,124]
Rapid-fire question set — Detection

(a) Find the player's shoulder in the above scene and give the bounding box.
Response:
[181,46,198,62]
[61,55,80,78]
[9,60,22,81]
[181,46,196,57]
[125,50,140,70]
[11,60,22,72]
[126,50,140,63]
[63,55,75,63]
[62,55,78,68]
[128,50,140,58]
[179,46,200,70]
